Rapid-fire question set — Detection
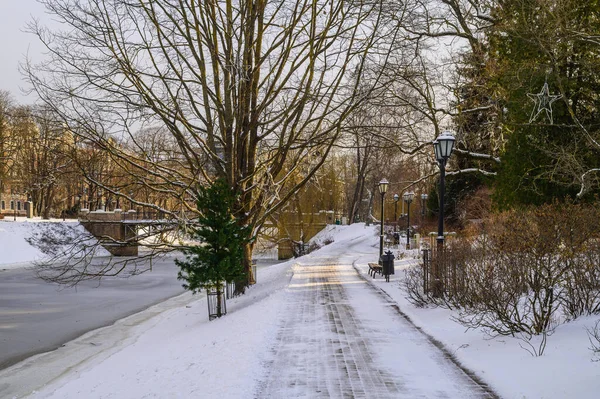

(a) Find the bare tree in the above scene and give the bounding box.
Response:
[0,91,15,208]
[25,0,402,285]
[394,0,501,177]
[10,106,77,218]
[0,92,35,212]
[335,0,502,224]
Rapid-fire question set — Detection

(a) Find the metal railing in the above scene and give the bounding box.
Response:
[421,243,466,298]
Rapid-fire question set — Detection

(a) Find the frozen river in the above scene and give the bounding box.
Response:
[0,257,281,370]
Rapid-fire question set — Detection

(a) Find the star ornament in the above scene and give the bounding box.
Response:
[527,82,562,124]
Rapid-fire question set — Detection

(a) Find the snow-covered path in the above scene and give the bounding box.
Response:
[6,223,596,398]
[258,249,493,398]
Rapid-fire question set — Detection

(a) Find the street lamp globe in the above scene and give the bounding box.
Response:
[434,130,456,162]
[403,191,415,204]
[421,193,428,201]
[378,178,389,194]
[393,193,399,202]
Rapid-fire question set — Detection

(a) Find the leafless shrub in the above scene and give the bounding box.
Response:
[404,264,431,308]
[404,242,469,310]
[405,201,600,356]
[28,222,177,286]
[586,319,600,361]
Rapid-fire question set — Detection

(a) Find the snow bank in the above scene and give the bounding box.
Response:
[23,254,296,399]
[0,218,108,269]
[351,231,600,399]
[309,222,374,249]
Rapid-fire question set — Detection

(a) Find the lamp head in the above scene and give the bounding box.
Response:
[434,130,456,162]
[378,178,389,194]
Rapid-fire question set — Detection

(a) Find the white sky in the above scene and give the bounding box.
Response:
[0,0,50,104]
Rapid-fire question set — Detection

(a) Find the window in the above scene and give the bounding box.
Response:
[17,201,21,211]
[10,201,14,210]
[1,200,4,210]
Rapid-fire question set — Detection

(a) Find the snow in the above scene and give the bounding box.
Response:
[351,231,600,399]
[0,218,109,269]
[0,222,599,398]
[35,264,289,399]
[308,223,373,247]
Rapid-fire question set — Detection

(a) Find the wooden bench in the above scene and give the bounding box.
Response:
[368,262,383,278]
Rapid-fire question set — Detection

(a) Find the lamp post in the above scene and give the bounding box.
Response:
[433,130,456,296]
[393,193,399,232]
[378,178,389,260]
[97,188,103,211]
[421,193,428,228]
[12,193,17,221]
[403,191,414,249]
[27,194,32,219]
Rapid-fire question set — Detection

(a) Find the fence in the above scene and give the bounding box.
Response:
[207,287,227,320]
[421,243,466,297]
[119,210,198,221]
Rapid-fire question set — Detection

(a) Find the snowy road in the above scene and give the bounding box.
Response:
[258,250,494,398]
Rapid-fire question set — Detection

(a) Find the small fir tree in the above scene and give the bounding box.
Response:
[176,179,251,318]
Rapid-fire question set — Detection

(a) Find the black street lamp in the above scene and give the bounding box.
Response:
[97,188,103,211]
[433,130,456,295]
[83,187,88,209]
[433,131,456,248]
[421,193,428,231]
[403,191,414,249]
[393,193,399,232]
[378,178,389,260]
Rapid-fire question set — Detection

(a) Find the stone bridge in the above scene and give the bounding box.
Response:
[79,209,178,256]
[80,209,331,258]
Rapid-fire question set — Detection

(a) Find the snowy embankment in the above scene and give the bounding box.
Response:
[9,253,295,398]
[348,230,600,399]
[0,218,110,269]
[1,223,599,398]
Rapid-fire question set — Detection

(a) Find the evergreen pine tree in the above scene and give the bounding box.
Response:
[176,179,251,318]
[489,0,600,206]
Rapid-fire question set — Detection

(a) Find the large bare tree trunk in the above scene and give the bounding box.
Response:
[26,0,402,284]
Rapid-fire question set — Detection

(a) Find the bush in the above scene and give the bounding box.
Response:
[404,201,600,355]
[586,319,600,361]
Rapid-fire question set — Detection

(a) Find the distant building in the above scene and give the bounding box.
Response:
[0,185,28,218]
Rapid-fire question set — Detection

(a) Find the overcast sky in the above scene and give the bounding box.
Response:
[0,0,50,104]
